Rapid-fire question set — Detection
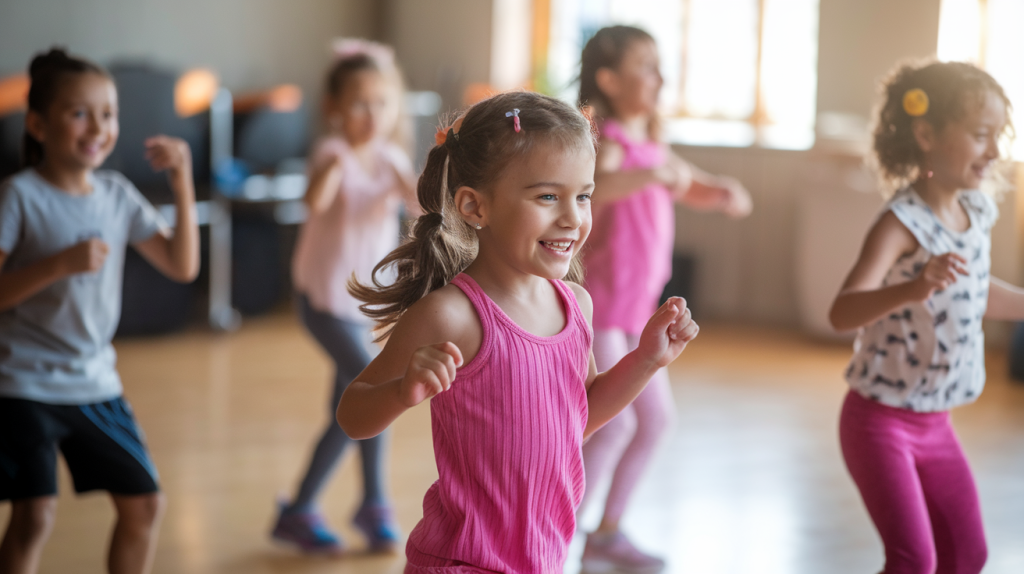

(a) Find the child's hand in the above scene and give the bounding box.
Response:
[399,342,463,407]
[59,238,109,275]
[909,252,969,301]
[719,176,752,218]
[637,297,699,369]
[145,136,193,193]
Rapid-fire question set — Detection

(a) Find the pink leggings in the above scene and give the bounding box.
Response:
[580,329,674,525]
[839,391,987,574]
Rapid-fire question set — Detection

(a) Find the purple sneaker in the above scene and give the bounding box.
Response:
[270,502,344,555]
[581,531,665,574]
[352,503,401,554]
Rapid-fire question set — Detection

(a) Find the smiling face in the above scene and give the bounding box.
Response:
[469,140,596,281]
[27,72,119,171]
[327,69,396,147]
[603,38,663,118]
[919,89,1007,191]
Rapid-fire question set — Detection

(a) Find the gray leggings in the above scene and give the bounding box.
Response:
[289,295,387,512]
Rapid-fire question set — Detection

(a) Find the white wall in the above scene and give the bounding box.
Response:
[0,0,377,109]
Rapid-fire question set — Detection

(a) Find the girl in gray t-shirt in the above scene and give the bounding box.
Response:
[0,48,199,574]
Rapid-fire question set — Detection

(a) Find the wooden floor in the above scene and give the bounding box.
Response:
[4,311,1024,574]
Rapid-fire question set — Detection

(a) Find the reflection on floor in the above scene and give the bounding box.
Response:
[3,312,1023,574]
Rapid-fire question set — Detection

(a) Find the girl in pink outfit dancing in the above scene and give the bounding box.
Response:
[336,90,699,572]
[576,25,752,572]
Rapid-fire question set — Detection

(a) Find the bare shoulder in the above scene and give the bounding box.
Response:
[565,281,594,324]
[865,210,919,256]
[376,282,483,372]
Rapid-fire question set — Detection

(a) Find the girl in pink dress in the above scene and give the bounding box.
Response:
[272,40,419,555]
[578,26,752,571]
[336,91,699,572]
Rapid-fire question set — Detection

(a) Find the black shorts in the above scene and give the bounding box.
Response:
[0,396,160,501]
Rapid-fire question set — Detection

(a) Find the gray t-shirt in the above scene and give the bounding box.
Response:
[0,169,166,404]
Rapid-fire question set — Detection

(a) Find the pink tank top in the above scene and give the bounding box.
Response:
[405,274,592,573]
[582,119,675,334]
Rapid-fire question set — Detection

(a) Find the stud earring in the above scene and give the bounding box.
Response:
[474,223,482,230]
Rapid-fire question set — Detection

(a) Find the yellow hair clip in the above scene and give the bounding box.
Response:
[903,88,929,117]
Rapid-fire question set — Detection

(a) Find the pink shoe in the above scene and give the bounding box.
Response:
[581,531,665,574]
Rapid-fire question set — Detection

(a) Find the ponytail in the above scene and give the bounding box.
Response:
[21,47,108,168]
[348,144,476,339]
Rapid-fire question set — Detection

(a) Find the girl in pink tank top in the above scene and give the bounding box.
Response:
[335,91,699,573]
[577,26,753,570]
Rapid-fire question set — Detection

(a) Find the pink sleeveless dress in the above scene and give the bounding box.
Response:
[405,274,592,573]
[582,120,674,335]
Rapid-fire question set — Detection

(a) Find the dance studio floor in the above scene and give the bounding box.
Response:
[4,310,1024,574]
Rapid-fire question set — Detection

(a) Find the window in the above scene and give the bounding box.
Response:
[536,0,820,149]
[938,0,1024,158]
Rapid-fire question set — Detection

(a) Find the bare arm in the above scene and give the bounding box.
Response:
[829,211,968,331]
[985,277,1024,321]
[132,136,200,283]
[571,284,698,438]
[670,153,752,218]
[303,155,345,215]
[591,140,678,206]
[337,285,480,439]
[0,242,108,311]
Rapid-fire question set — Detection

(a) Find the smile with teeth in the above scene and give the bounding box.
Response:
[541,240,573,253]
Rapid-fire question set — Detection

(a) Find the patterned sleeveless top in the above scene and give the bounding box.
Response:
[405,274,592,573]
[845,187,998,412]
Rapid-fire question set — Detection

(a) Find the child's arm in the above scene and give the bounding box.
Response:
[668,153,752,218]
[984,277,1024,321]
[337,286,480,439]
[385,147,423,217]
[829,211,968,331]
[591,139,681,205]
[0,241,109,311]
[132,136,200,283]
[303,153,345,215]
[570,284,698,438]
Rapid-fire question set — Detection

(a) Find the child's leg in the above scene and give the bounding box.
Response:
[0,496,58,574]
[579,329,636,519]
[288,297,377,512]
[108,493,165,574]
[839,391,938,574]
[918,424,987,574]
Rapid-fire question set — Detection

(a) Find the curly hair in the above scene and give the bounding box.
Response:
[871,60,1012,191]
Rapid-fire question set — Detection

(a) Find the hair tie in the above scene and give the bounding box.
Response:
[331,38,395,67]
[435,127,459,148]
[903,88,929,117]
[505,108,521,133]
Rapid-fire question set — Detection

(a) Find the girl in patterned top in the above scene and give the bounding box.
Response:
[829,60,1024,574]
[336,91,699,572]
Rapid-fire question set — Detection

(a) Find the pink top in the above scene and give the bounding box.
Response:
[582,119,675,334]
[405,274,592,573]
[291,136,414,322]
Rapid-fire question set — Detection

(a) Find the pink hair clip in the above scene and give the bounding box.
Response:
[331,38,395,68]
[505,108,521,133]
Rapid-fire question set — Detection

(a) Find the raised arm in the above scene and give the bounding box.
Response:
[303,153,346,215]
[591,139,679,206]
[337,285,481,439]
[670,153,752,218]
[132,136,200,283]
[570,284,698,438]
[829,211,967,331]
